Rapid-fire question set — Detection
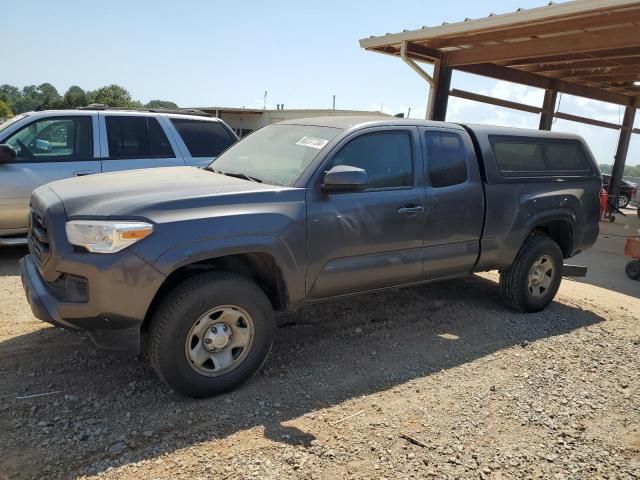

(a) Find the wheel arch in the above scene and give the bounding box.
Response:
[531,218,574,258]
[142,251,289,333]
[141,235,302,332]
[522,210,576,259]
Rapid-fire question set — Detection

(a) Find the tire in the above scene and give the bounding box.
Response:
[626,261,640,280]
[618,195,630,209]
[149,271,275,398]
[500,234,563,313]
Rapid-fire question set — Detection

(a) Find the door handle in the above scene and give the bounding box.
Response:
[397,205,425,215]
[73,170,95,177]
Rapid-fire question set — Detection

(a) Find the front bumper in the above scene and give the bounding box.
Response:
[20,254,72,329]
[20,252,165,355]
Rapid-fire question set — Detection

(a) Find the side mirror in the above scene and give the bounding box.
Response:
[35,139,52,151]
[322,165,368,192]
[0,144,16,163]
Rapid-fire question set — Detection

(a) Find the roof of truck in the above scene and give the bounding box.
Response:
[461,123,585,141]
[278,116,465,130]
[277,116,585,141]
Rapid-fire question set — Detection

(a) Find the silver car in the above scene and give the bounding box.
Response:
[0,107,238,245]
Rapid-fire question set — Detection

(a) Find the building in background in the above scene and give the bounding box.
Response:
[192,107,389,137]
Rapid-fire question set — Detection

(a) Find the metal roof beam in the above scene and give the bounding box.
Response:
[516,54,640,72]
[443,25,640,67]
[457,63,634,106]
[550,67,640,79]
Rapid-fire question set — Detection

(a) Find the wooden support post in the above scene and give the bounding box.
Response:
[608,105,637,209]
[539,89,557,131]
[430,64,452,121]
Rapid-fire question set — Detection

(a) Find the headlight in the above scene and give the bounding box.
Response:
[65,220,153,253]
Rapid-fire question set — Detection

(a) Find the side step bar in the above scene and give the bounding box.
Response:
[0,236,28,247]
[563,264,587,278]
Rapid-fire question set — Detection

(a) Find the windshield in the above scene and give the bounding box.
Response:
[0,113,28,135]
[210,124,341,186]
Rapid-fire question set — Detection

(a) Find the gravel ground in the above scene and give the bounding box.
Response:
[1,245,639,480]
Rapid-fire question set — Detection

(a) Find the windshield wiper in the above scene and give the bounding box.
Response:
[206,167,263,183]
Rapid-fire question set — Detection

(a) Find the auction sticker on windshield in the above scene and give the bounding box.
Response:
[296,136,329,149]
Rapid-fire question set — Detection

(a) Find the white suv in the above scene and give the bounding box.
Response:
[0,107,238,245]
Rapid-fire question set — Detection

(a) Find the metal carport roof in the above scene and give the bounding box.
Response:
[359,0,640,216]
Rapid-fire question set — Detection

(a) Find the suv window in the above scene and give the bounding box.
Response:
[331,132,413,189]
[491,137,591,176]
[4,116,92,162]
[170,118,235,158]
[424,131,468,188]
[106,116,174,159]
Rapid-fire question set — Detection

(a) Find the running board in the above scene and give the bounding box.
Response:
[563,264,587,277]
[0,236,28,246]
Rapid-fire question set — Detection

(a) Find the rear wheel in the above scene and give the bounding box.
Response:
[500,234,563,312]
[149,272,275,398]
[625,260,640,280]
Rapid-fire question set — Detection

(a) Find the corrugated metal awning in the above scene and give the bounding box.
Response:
[360,0,640,105]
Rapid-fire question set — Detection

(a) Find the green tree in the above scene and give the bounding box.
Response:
[87,84,136,107]
[63,86,88,108]
[146,99,179,109]
[37,82,61,108]
[624,165,640,177]
[599,164,612,174]
[0,100,13,121]
[0,84,21,113]
[9,83,62,112]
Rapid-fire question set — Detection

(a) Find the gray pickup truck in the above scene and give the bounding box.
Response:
[19,117,601,397]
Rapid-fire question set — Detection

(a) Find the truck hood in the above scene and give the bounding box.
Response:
[43,166,295,219]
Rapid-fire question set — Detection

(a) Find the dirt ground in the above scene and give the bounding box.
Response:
[1,212,639,480]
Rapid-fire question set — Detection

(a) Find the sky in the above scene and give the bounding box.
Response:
[1,0,638,165]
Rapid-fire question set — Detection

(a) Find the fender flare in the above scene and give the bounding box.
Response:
[153,234,303,305]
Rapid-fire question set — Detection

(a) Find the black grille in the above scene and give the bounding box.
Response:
[29,207,51,264]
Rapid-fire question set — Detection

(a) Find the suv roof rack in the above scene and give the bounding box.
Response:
[76,104,212,118]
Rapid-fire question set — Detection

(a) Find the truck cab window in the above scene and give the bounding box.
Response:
[425,131,468,187]
[331,132,413,189]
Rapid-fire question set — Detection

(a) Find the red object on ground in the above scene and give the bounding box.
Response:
[600,189,608,220]
[624,237,640,259]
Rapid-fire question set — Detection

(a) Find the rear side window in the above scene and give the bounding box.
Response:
[106,116,174,159]
[492,142,546,173]
[424,131,468,188]
[491,136,591,176]
[171,118,235,158]
[331,131,413,189]
[545,142,590,171]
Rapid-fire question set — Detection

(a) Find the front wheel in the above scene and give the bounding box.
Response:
[500,234,563,312]
[618,195,630,209]
[149,272,275,398]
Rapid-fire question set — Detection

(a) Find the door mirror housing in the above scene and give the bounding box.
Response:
[35,139,52,151]
[322,165,368,192]
[0,144,16,163]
